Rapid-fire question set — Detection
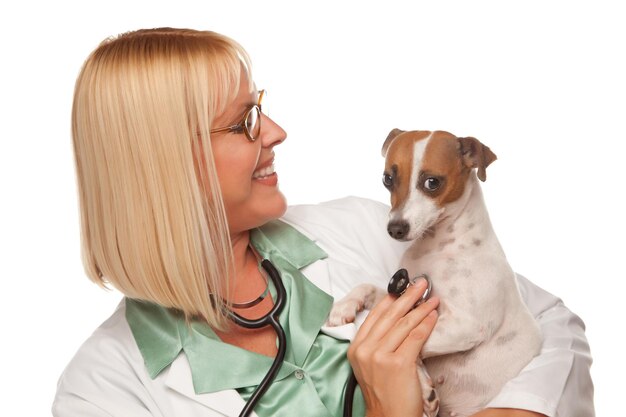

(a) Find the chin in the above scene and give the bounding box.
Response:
[270,192,288,219]
[255,192,288,225]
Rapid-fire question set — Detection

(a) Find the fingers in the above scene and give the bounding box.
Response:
[346,279,440,417]
[354,279,430,345]
[395,307,438,358]
[378,296,439,353]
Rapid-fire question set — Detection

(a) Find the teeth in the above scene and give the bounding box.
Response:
[252,163,275,179]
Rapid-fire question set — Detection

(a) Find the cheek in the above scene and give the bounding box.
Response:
[211,141,258,194]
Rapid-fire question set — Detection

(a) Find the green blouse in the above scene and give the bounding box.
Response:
[125,219,365,417]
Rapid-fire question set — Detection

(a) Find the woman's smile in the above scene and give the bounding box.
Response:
[252,156,278,185]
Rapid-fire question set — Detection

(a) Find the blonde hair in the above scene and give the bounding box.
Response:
[72,28,253,329]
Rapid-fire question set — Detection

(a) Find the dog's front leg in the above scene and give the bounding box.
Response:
[327,284,386,326]
[418,359,440,417]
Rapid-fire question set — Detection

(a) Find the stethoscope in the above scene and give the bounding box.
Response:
[228,259,287,417]
[230,260,431,417]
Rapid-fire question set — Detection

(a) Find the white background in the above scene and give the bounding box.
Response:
[1,0,623,415]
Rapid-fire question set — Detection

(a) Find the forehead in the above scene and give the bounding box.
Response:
[230,71,257,108]
[386,131,431,164]
[385,130,462,177]
[421,131,461,173]
[214,72,257,124]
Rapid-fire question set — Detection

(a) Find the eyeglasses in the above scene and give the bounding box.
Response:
[210,90,265,142]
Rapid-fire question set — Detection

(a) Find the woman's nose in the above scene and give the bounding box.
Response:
[260,114,287,147]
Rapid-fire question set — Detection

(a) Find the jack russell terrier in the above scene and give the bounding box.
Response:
[329,129,542,417]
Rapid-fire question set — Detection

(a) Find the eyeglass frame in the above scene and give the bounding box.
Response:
[209,90,265,142]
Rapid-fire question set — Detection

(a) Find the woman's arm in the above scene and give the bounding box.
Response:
[483,275,594,416]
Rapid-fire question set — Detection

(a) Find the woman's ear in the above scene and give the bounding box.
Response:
[382,128,405,157]
[457,137,497,182]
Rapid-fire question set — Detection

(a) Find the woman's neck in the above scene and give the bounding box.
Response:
[216,230,278,356]
[230,230,252,276]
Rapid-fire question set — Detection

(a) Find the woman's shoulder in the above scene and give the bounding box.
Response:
[59,300,140,369]
[53,300,156,415]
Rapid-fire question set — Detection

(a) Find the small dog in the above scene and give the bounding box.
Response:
[329,129,542,417]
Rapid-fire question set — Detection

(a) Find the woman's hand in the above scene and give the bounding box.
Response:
[347,279,440,417]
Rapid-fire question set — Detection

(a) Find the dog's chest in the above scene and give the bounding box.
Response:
[402,231,489,303]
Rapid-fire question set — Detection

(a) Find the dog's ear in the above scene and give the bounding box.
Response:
[382,128,405,157]
[458,137,497,182]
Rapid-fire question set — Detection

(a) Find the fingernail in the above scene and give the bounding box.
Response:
[414,277,427,288]
[426,296,440,304]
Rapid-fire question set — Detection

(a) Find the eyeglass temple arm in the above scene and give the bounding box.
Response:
[209,126,238,134]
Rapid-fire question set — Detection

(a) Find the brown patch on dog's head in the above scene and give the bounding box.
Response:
[419,131,497,207]
[382,130,431,209]
[418,131,468,207]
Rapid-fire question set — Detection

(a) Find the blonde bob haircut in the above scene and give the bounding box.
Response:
[72,28,254,329]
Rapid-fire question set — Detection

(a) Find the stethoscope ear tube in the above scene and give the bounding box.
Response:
[230,259,288,417]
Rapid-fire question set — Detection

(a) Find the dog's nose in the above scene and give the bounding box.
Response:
[388,221,409,240]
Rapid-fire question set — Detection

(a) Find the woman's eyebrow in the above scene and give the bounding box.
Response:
[221,103,248,125]
[222,94,256,125]
[235,99,256,115]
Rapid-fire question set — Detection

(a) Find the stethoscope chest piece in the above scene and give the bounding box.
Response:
[387,268,432,307]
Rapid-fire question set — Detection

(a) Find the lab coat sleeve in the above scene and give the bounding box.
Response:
[486,275,595,417]
[53,393,145,417]
[53,368,155,417]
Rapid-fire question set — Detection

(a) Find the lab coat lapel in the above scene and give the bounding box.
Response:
[302,256,358,341]
[300,257,332,296]
[164,354,260,417]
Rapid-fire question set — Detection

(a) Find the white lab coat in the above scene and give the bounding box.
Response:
[52,197,594,417]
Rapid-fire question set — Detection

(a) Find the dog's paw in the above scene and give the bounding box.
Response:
[326,298,362,327]
[417,360,439,417]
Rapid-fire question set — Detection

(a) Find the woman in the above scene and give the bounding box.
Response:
[54,28,593,417]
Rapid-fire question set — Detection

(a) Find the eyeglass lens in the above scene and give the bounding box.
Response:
[245,107,261,140]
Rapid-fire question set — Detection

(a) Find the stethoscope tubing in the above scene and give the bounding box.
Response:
[229,259,287,417]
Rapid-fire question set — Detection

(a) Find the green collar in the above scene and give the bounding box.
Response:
[125,219,332,394]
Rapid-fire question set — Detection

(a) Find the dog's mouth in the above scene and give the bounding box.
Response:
[422,226,436,238]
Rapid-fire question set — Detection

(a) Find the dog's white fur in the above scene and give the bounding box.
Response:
[329,131,542,417]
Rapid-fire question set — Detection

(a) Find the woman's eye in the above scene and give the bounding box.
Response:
[382,173,394,189]
[424,177,441,191]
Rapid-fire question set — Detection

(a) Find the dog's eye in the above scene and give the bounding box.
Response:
[424,177,441,191]
[382,173,394,189]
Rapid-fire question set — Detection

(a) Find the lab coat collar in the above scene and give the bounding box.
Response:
[249,219,328,270]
